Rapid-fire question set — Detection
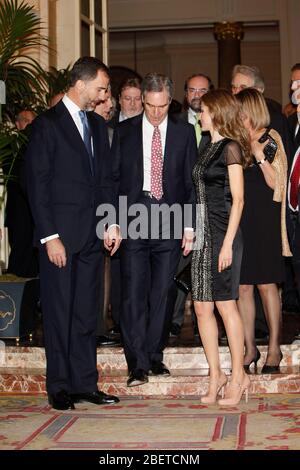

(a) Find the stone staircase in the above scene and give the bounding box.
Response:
[1,344,300,398]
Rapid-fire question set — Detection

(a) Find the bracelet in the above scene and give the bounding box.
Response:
[257,157,266,165]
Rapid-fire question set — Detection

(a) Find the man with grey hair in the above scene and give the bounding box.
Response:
[111,72,197,387]
[231,64,290,155]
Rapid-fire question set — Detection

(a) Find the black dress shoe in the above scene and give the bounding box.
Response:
[71,390,120,404]
[96,335,121,347]
[127,369,148,387]
[169,323,181,337]
[149,361,170,376]
[48,390,75,410]
[108,326,121,338]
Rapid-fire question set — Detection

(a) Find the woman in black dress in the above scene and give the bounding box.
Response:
[236,88,291,373]
[192,90,252,405]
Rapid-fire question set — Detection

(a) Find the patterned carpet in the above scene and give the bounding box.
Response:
[1,394,300,450]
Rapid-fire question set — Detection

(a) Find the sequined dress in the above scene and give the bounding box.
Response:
[191,138,243,301]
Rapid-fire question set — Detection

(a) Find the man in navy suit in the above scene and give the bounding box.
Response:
[26,57,121,409]
[111,73,197,387]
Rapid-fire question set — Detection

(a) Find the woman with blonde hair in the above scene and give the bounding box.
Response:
[236,88,291,374]
[192,89,251,406]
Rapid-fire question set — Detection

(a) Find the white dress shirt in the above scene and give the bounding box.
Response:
[187,107,198,126]
[142,113,167,192]
[142,113,193,233]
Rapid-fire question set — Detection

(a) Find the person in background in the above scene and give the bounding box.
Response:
[94,92,121,347]
[109,77,143,127]
[236,88,291,374]
[4,109,39,278]
[169,73,214,339]
[287,65,300,344]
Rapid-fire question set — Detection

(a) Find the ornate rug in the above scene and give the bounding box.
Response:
[0,394,300,450]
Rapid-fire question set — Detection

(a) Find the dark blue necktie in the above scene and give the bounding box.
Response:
[78,110,95,176]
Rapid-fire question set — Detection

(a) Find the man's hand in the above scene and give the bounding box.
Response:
[104,225,122,256]
[46,238,67,268]
[182,230,194,256]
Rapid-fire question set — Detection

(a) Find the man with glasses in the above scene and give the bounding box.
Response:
[169,73,214,338]
[110,77,143,126]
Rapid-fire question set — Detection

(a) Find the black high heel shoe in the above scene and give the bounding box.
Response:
[261,351,283,374]
[243,347,261,373]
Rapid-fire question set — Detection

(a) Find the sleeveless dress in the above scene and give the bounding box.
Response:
[191,138,243,301]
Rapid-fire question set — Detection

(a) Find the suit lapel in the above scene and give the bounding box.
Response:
[55,101,93,177]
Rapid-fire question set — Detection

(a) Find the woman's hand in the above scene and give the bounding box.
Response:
[251,137,269,162]
[218,242,233,273]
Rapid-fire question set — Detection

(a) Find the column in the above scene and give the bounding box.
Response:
[214,22,244,89]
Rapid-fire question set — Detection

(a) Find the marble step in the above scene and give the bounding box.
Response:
[1,366,300,397]
[2,344,300,370]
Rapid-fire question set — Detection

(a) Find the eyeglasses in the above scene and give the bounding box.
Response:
[122,96,142,103]
[187,87,209,95]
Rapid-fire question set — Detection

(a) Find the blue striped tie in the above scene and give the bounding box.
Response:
[79,110,95,176]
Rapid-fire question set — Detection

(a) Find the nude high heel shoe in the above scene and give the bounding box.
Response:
[218,375,251,406]
[201,373,228,405]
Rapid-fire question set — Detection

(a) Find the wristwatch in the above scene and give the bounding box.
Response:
[257,156,266,165]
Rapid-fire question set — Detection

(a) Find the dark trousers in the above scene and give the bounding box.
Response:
[39,236,103,394]
[288,210,300,301]
[120,237,181,372]
[110,254,121,327]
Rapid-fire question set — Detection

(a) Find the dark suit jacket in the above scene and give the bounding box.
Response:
[288,112,300,163]
[265,97,291,159]
[26,100,115,253]
[285,110,300,245]
[111,113,198,229]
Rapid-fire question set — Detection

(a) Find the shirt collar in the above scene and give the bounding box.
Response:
[143,112,168,131]
[62,94,81,116]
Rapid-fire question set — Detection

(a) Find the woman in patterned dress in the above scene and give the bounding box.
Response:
[191,89,251,405]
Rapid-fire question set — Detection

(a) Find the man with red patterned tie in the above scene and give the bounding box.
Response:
[111,73,197,386]
[287,64,300,343]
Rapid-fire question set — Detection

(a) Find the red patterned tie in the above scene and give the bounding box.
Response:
[290,148,300,210]
[151,126,163,200]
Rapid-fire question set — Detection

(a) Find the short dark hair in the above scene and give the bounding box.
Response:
[291,63,300,72]
[141,73,174,100]
[119,77,142,97]
[69,56,109,87]
[184,73,214,92]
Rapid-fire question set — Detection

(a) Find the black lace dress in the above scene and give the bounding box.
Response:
[191,139,243,301]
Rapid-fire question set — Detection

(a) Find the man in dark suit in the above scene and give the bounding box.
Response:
[26,57,121,410]
[111,73,197,386]
[287,68,300,343]
[231,64,291,156]
[109,77,143,129]
[169,73,213,337]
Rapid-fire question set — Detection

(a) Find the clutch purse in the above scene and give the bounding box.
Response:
[174,262,192,294]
